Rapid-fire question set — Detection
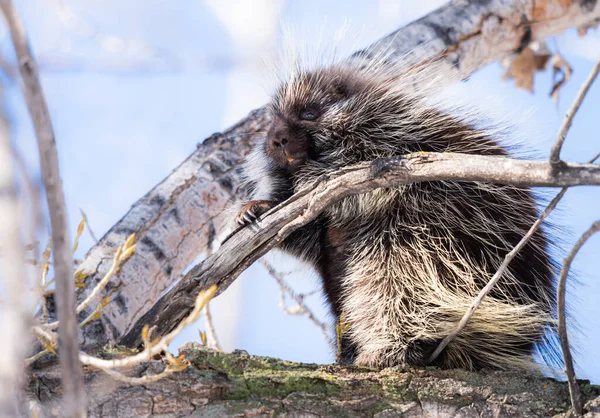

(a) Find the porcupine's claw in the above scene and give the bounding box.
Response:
[235,200,279,232]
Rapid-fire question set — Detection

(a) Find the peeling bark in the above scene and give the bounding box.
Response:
[53,0,600,351]
[26,344,600,417]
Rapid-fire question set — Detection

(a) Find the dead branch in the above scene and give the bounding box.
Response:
[31,281,216,384]
[122,153,600,346]
[429,186,567,364]
[557,221,600,417]
[50,0,600,353]
[0,0,85,415]
[550,58,600,165]
[429,146,600,366]
[260,259,333,348]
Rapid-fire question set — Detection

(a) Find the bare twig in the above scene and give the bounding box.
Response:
[431,34,600,364]
[550,58,600,164]
[203,302,221,351]
[260,259,333,348]
[80,285,216,369]
[80,209,99,243]
[87,364,177,385]
[31,284,215,384]
[123,152,600,345]
[428,187,567,363]
[200,240,221,351]
[45,234,136,330]
[0,82,29,418]
[0,1,85,415]
[557,221,600,416]
[429,151,600,364]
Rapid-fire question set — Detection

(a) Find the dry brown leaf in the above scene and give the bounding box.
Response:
[503,44,551,93]
[550,52,573,103]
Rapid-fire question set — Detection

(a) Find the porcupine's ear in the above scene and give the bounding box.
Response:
[330,70,365,102]
[332,79,350,100]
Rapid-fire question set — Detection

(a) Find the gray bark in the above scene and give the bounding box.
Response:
[26,344,600,417]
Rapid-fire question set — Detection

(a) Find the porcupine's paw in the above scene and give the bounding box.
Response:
[235,200,278,227]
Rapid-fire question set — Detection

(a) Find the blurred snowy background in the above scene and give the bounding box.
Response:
[4,0,599,382]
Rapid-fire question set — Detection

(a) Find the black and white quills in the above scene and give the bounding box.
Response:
[234,58,559,371]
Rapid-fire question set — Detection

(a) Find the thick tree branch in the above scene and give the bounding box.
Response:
[26,343,600,417]
[39,0,600,353]
[122,153,600,346]
[0,0,85,415]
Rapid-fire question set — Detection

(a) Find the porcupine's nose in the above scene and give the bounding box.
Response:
[272,135,288,148]
[267,117,291,150]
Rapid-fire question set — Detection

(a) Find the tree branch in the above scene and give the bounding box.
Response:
[557,220,600,417]
[0,81,29,418]
[122,153,600,346]
[429,145,600,366]
[25,343,600,417]
[0,1,85,415]
[550,58,600,165]
[430,59,600,366]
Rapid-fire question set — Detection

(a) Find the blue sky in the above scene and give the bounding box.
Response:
[6,1,599,382]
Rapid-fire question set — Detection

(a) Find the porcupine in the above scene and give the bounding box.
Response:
[234,56,560,371]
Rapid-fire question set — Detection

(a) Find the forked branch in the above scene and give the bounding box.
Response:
[122,153,600,347]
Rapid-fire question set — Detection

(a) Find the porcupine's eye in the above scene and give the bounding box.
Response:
[299,108,319,121]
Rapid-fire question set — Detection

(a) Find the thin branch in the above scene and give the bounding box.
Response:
[80,209,99,243]
[429,149,600,363]
[550,58,600,164]
[86,365,177,385]
[557,221,600,417]
[203,302,221,351]
[429,150,600,364]
[45,234,136,330]
[123,152,600,346]
[80,285,216,370]
[200,237,221,351]
[260,259,333,348]
[0,80,29,418]
[428,188,566,363]
[31,285,215,385]
[0,1,85,415]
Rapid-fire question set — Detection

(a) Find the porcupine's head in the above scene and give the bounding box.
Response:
[265,64,388,174]
[264,60,488,177]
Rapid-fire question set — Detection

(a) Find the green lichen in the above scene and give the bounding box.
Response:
[242,370,342,398]
[178,342,600,415]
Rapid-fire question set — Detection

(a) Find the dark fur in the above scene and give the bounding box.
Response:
[238,64,558,370]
